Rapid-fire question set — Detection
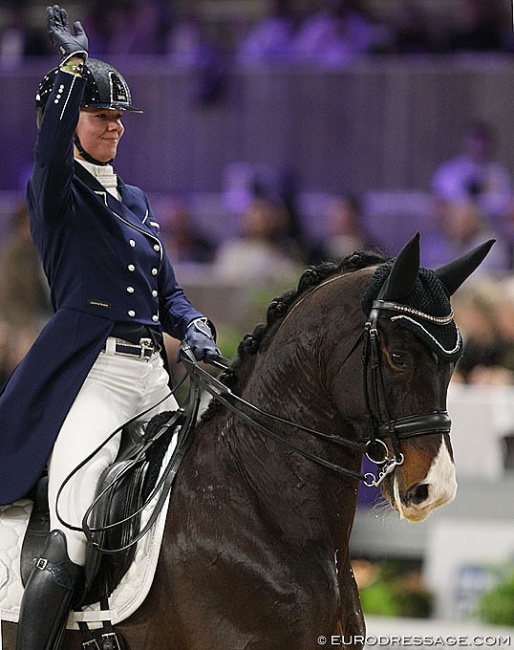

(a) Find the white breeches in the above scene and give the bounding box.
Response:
[47,338,178,565]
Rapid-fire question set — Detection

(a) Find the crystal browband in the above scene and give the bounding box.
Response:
[372,300,454,325]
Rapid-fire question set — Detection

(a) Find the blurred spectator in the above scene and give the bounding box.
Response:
[213,195,303,285]
[223,162,315,264]
[500,197,514,262]
[0,320,11,388]
[0,203,51,327]
[492,276,514,377]
[166,12,227,104]
[236,0,297,65]
[84,0,174,56]
[82,1,114,56]
[423,199,511,272]
[159,199,216,264]
[389,1,435,54]
[0,2,52,64]
[431,120,513,227]
[318,193,374,261]
[0,202,52,382]
[252,166,316,265]
[453,277,514,384]
[444,0,506,53]
[292,0,375,66]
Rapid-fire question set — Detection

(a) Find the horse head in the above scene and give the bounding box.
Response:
[357,233,494,521]
[192,234,493,533]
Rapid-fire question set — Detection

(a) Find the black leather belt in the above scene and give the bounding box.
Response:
[103,337,159,360]
[110,322,163,346]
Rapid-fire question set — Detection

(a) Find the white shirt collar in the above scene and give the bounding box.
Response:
[76,158,121,201]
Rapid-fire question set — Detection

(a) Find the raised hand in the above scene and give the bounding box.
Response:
[46,4,88,62]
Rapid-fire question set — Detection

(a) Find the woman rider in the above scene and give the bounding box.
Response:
[0,6,221,649]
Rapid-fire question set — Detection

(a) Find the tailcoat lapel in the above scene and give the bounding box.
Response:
[73,161,153,234]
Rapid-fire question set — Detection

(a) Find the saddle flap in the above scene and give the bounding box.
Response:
[83,460,147,606]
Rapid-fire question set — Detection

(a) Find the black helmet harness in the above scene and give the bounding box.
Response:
[35,58,142,166]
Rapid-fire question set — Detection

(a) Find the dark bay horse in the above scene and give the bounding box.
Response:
[3,234,492,649]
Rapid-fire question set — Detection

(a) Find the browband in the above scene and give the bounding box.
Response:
[372,299,454,325]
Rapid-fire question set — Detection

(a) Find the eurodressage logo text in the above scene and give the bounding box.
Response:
[317,635,512,647]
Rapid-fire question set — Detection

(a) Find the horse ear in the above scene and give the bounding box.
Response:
[434,239,495,296]
[380,232,420,301]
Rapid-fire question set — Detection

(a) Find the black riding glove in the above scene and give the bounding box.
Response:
[46,4,88,63]
[184,318,220,362]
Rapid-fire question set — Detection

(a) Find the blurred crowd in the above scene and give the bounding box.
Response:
[2,116,514,387]
[428,121,514,387]
[0,0,514,387]
[1,0,513,67]
[0,203,52,386]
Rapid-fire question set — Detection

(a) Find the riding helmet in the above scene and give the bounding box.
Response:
[35,58,142,126]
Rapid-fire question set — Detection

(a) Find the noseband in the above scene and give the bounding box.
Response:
[179,299,452,488]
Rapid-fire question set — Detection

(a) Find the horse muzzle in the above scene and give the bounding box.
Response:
[386,432,457,522]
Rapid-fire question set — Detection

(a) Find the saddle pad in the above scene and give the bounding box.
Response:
[0,442,175,630]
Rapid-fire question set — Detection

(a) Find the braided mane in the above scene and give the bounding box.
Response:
[201,250,386,422]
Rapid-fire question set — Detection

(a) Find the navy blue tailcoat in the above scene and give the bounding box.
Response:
[0,69,205,504]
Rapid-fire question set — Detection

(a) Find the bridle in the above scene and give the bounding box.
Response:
[359,298,452,486]
[180,298,453,489]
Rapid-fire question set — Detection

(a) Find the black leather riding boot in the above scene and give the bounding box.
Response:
[16,529,84,650]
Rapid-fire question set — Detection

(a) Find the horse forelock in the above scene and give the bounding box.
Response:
[201,250,387,422]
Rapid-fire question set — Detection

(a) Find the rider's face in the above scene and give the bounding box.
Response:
[75,108,125,163]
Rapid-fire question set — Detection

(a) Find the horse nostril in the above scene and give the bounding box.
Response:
[406,482,430,506]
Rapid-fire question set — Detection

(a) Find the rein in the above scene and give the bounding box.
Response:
[179,296,452,488]
[55,374,201,553]
[180,342,369,483]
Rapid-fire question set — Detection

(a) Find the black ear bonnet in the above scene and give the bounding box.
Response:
[361,234,495,362]
[362,262,462,360]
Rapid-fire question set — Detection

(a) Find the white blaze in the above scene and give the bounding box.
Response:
[395,440,457,522]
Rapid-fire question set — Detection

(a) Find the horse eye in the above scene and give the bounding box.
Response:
[391,352,407,368]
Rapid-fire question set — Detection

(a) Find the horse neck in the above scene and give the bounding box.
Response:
[219,433,360,554]
[217,276,368,547]
[240,267,371,437]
